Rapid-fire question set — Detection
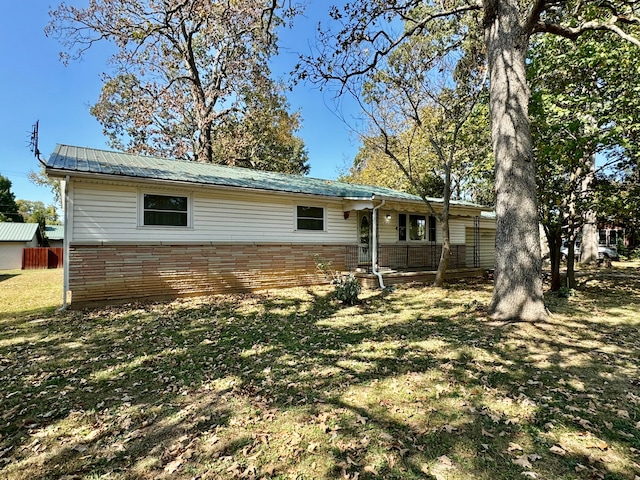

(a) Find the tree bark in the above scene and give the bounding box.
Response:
[566,239,577,288]
[580,152,598,264]
[546,225,562,291]
[434,163,452,286]
[485,0,547,321]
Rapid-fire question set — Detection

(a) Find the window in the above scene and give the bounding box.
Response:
[143,194,188,227]
[409,215,426,240]
[297,206,324,231]
[399,213,436,241]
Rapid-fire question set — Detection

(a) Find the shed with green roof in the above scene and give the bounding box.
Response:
[46,144,496,307]
[0,222,43,270]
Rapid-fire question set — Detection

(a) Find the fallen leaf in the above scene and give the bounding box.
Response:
[586,439,609,450]
[508,442,524,452]
[550,445,566,456]
[164,459,182,474]
[521,472,538,478]
[481,428,494,438]
[513,455,532,469]
[617,409,630,419]
[364,465,378,475]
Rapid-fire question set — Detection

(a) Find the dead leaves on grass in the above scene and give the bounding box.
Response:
[1,284,639,479]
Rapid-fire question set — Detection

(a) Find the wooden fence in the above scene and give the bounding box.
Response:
[22,248,64,270]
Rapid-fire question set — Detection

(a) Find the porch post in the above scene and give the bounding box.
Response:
[372,200,385,288]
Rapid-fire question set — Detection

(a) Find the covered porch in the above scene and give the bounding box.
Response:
[344,243,488,287]
[340,196,494,287]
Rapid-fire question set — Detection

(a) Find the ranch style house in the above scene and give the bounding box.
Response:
[46,145,496,307]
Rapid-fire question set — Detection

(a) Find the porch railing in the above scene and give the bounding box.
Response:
[345,244,467,271]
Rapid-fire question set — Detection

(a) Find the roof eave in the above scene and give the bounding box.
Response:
[45,167,352,202]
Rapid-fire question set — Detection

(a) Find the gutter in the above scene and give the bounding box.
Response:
[59,176,71,311]
[371,199,386,289]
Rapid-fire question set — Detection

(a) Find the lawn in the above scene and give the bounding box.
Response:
[0,266,639,479]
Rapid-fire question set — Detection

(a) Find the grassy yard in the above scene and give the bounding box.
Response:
[1,266,639,479]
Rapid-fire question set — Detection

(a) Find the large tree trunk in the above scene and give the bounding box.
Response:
[434,163,452,287]
[485,0,547,321]
[580,153,598,264]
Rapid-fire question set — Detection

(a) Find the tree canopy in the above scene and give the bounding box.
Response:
[0,176,21,223]
[530,31,640,287]
[16,200,60,229]
[48,0,309,174]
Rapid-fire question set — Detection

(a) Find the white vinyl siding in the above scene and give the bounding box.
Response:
[70,179,356,243]
[465,227,496,269]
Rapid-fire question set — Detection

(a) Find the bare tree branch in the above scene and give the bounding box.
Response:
[534,15,640,48]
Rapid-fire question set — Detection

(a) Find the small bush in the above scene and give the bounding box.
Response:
[557,286,573,298]
[332,273,361,305]
[313,254,362,305]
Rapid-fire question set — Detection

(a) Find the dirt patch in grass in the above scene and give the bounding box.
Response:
[1,270,639,479]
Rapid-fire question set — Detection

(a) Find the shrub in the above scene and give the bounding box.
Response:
[313,254,361,305]
[557,286,573,298]
[332,273,362,305]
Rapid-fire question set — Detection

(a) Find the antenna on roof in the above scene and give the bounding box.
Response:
[29,120,47,167]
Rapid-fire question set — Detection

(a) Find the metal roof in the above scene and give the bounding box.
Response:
[46,144,488,209]
[45,225,64,241]
[0,222,40,242]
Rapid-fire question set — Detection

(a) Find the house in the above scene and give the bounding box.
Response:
[44,225,65,248]
[0,222,43,270]
[45,145,496,307]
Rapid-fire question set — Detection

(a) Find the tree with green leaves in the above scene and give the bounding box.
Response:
[0,176,21,223]
[28,167,62,209]
[341,134,446,197]
[361,35,489,285]
[530,32,640,289]
[302,1,640,321]
[16,200,60,230]
[48,0,309,174]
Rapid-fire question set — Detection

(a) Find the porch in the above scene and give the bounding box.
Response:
[354,267,489,288]
[344,243,487,287]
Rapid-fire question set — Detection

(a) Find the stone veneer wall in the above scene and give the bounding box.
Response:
[68,243,353,306]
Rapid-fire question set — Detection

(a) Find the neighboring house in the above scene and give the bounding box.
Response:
[44,225,65,248]
[46,144,496,307]
[0,222,43,270]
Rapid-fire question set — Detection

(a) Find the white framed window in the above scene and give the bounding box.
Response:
[296,205,325,231]
[139,192,191,228]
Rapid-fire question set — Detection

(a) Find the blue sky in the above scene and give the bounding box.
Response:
[0,2,362,208]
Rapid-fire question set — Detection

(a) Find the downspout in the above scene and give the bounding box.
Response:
[371,199,385,289]
[59,176,71,311]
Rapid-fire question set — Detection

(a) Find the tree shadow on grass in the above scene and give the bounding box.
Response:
[1,276,639,479]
